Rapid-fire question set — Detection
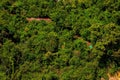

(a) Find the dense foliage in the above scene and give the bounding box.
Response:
[0,0,120,80]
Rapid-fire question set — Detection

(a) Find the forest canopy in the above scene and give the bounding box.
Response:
[0,0,120,80]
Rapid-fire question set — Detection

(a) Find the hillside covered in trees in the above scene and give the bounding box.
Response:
[0,0,120,80]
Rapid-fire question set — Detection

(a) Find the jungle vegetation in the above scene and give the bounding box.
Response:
[0,0,120,80]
